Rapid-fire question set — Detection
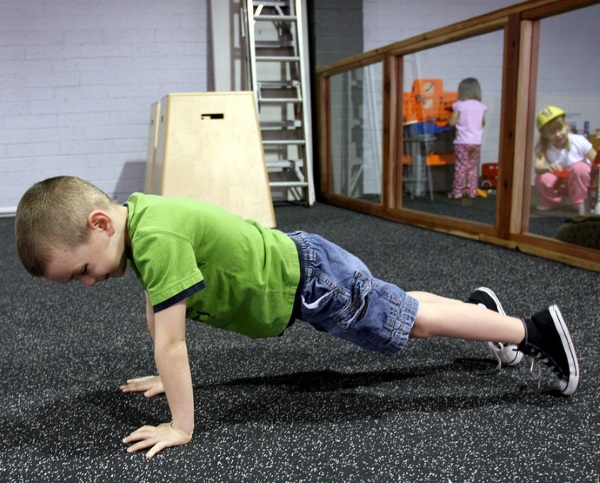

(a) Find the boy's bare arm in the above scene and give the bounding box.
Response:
[144,292,155,341]
[122,300,195,458]
[120,293,161,397]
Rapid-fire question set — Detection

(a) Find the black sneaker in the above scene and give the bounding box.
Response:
[467,287,524,366]
[518,305,579,395]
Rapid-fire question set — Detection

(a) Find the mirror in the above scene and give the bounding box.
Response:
[329,62,383,203]
[400,31,504,226]
[527,4,600,251]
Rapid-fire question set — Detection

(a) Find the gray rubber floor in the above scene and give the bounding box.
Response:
[1,203,598,482]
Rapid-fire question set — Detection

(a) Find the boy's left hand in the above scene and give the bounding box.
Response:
[120,375,164,398]
[122,422,193,458]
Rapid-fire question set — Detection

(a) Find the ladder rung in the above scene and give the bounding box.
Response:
[260,121,302,129]
[258,80,299,88]
[252,0,290,5]
[254,15,297,22]
[263,140,305,146]
[269,181,309,188]
[259,98,301,104]
[255,42,295,49]
[256,56,300,62]
[266,160,302,169]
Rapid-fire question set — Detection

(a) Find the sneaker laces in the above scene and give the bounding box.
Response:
[487,342,503,372]
[526,352,559,389]
[463,341,507,372]
[528,357,543,388]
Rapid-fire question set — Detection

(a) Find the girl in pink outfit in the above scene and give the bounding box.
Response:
[448,78,487,199]
[534,106,597,213]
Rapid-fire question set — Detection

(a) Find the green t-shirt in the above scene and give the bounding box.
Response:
[126,193,300,338]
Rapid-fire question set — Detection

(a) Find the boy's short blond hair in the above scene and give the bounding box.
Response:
[15,176,114,277]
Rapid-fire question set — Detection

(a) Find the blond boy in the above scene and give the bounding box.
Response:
[15,176,579,458]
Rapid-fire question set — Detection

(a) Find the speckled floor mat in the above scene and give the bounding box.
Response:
[1,204,598,482]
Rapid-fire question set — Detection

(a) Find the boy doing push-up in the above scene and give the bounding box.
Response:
[15,176,579,458]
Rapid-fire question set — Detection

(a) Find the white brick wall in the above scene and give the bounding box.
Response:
[0,0,207,210]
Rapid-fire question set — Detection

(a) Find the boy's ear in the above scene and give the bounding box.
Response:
[88,210,116,235]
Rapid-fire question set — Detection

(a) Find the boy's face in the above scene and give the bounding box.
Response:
[44,211,128,286]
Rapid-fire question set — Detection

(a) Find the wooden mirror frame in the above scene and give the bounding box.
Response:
[316,0,600,271]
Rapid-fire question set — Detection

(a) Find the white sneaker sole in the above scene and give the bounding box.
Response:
[488,342,524,366]
[549,305,579,396]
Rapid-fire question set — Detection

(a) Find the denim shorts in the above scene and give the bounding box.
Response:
[287,231,418,355]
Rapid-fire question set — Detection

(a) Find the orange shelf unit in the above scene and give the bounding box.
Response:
[403,79,457,126]
[402,153,454,166]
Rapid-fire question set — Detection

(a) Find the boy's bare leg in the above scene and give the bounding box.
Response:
[408,290,579,395]
[407,291,525,344]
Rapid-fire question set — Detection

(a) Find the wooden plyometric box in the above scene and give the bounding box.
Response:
[150,92,275,227]
[144,101,161,194]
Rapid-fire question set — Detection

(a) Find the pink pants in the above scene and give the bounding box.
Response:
[451,144,480,198]
[535,161,590,209]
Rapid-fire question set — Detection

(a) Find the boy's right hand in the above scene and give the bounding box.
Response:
[120,375,164,398]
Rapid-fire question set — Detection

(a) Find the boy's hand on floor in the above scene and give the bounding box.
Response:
[122,422,193,458]
[120,375,164,398]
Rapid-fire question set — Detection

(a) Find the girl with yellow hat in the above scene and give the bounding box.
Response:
[534,106,596,213]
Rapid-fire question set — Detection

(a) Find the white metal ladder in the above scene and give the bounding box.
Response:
[243,0,315,206]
